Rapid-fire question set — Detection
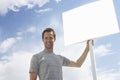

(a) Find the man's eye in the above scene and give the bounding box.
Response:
[50,37,52,39]
[45,37,48,39]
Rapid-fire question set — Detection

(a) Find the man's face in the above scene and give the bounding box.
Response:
[42,31,55,50]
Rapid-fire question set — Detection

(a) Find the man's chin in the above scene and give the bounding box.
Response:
[45,46,53,49]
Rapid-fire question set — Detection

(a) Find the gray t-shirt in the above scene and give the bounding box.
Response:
[29,51,70,80]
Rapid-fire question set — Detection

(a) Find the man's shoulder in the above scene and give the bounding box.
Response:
[32,51,44,59]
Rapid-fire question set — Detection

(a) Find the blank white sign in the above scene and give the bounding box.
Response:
[62,0,119,46]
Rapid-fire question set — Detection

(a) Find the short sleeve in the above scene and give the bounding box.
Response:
[29,55,39,73]
[59,55,70,66]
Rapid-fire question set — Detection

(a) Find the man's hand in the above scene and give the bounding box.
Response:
[87,40,94,46]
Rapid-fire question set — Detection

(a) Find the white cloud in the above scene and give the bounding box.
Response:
[49,15,63,35]
[16,36,22,40]
[0,51,33,80]
[50,16,60,27]
[0,0,9,15]
[17,26,37,36]
[35,8,52,13]
[0,0,62,15]
[0,38,17,53]
[31,0,50,7]
[54,0,61,3]
[118,62,120,65]
[0,0,50,15]
[26,26,36,33]
[97,69,120,80]
[17,32,23,36]
[94,44,112,57]
[0,27,2,38]
[0,36,23,54]
[0,27,37,54]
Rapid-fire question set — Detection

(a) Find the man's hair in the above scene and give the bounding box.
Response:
[42,27,56,39]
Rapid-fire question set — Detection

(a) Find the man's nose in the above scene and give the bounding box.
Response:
[46,38,51,41]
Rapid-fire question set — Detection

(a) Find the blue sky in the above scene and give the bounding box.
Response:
[0,0,120,80]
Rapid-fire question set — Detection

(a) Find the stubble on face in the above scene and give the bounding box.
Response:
[43,32,55,52]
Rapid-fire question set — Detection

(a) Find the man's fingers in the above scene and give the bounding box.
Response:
[87,40,94,46]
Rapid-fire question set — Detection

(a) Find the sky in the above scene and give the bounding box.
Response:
[0,0,120,80]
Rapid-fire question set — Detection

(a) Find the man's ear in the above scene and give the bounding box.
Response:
[54,38,56,42]
[42,38,44,42]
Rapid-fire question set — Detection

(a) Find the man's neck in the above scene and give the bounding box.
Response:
[44,48,53,53]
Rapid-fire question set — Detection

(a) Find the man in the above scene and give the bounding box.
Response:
[29,27,92,80]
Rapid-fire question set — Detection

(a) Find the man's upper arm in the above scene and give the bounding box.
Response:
[29,55,39,73]
[30,72,37,80]
[68,60,81,67]
[29,55,39,80]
